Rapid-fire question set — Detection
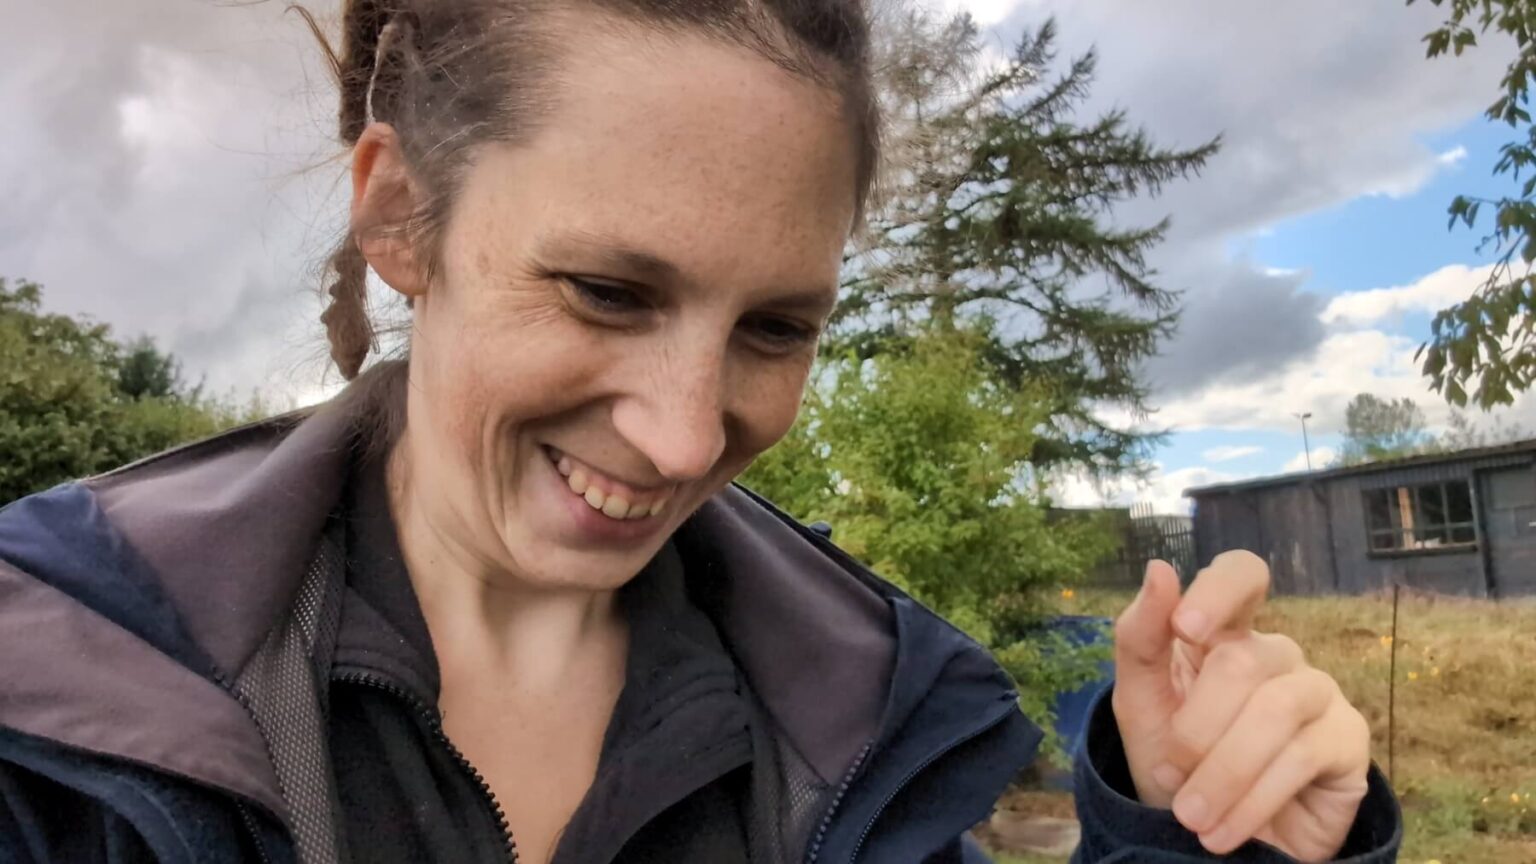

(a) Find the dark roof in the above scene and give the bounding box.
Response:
[1183,437,1536,498]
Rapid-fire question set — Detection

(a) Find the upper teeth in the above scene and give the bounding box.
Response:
[558,455,668,521]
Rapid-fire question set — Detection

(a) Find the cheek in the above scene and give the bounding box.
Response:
[415,289,600,459]
[730,357,813,461]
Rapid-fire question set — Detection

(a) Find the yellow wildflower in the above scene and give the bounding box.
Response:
[1380,635,1393,647]
[1513,792,1522,804]
[1407,671,1418,681]
[1061,588,1075,600]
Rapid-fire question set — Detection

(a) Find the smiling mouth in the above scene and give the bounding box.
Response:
[546,447,672,521]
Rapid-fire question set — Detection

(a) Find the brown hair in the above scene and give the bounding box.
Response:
[301,0,882,384]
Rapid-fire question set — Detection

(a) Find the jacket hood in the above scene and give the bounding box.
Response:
[0,393,1029,824]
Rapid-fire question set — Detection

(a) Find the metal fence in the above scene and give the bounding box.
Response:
[1083,502,1197,589]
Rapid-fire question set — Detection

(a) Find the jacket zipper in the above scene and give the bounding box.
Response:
[334,671,519,863]
[214,666,277,864]
[845,699,1019,863]
[237,803,276,864]
[804,741,874,864]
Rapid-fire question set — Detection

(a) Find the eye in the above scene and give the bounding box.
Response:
[741,314,818,352]
[565,276,648,314]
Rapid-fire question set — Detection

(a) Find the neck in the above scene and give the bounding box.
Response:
[385,437,626,686]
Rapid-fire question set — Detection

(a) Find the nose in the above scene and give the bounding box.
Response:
[611,344,729,483]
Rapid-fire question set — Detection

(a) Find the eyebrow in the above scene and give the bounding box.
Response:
[765,286,840,314]
[534,229,682,284]
[534,228,839,312]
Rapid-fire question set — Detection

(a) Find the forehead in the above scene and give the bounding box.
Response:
[456,25,859,293]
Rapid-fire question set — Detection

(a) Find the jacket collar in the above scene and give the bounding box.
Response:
[0,379,1024,824]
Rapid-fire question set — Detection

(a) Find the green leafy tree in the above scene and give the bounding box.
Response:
[1412,0,1536,407]
[1,279,130,502]
[1338,393,1432,465]
[0,277,257,503]
[118,336,189,400]
[835,12,1220,473]
[744,322,1114,751]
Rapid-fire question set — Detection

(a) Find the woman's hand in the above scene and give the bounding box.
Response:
[1111,552,1372,862]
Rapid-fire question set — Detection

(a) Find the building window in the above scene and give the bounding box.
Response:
[1363,481,1476,553]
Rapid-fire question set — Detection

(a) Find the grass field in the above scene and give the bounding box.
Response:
[985,589,1536,864]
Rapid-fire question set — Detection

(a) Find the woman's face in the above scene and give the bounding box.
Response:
[393,27,858,591]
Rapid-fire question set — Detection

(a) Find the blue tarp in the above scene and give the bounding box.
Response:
[1037,615,1115,789]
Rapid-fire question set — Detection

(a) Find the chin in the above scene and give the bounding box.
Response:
[492,499,673,592]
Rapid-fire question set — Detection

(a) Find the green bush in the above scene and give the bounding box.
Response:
[743,322,1114,753]
[0,278,263,504]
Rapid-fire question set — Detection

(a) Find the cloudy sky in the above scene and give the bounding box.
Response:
[2,0,1528,512]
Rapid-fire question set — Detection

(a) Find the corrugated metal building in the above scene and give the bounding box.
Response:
[1184,440,1536,597]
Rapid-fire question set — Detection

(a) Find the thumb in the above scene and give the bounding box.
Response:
[1113,560,1182,716]
[1112,561,1184,804]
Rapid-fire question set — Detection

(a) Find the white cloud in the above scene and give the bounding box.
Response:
[996,1,1509,244]
[1142,257,1536,441]
[0,0,343,402]
[1202,445,1264,462]
[1282,445,1337,473]
[1054,463,1239,515]
[0,0,1514,426]
[939,0,1026,26]
[1437,144,1470,166]
[1155,327,1434,433]
[1320,263,1498,326]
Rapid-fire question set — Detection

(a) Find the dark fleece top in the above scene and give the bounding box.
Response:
[330,458,764,864]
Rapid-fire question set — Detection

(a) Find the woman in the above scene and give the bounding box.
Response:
[0,0,1400,862]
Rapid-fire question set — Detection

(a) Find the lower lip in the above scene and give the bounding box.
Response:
[543,450,669,545]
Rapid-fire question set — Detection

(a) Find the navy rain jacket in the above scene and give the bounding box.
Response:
[0,394,1401,863]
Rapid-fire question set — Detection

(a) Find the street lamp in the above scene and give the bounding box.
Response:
[1294,412,1314,471]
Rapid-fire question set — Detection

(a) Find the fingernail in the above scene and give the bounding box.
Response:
[1174,791,1209,831]
[1151,762,1186,792]
[1174,608,1209,643]
[1202,822,1238,853]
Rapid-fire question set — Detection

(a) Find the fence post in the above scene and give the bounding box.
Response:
[1388,582,1400,787]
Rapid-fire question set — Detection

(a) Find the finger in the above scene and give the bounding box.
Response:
[1174,550,1270,645]
[1200,702,1370,858]
[1170,638,1200,700]
[1168,633,1306,760]
[1170,667,1336,838]
[1111,561,1183,805]
[1112,560,1182,714]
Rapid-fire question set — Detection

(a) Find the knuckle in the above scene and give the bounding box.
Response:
[1253,676,1305,719]
[1190,762,1238,804]
[1207,641,1262,681]
[1259,631,1306,666]
[1112,616,1143,660]
[1337,702,1372,753]
[1299,665,1340,698]
[1350,710,1372,750]
[1283,736,1324,778]
[1169,712,1207,755]
[1113,612,1156,662]
[1113,609,1136,642]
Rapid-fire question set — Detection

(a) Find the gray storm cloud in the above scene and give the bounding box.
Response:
[0,0,345,400]
[994,0,1506,398]
[0,0,1511,405]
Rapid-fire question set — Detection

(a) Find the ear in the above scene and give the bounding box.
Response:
[351,123,427,299]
